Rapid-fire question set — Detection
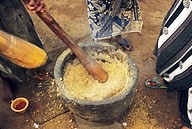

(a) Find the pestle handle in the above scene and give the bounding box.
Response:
[0,30,47,69]
[37,11,108,83]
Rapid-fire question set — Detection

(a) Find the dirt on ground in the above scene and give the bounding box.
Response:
[0,0,183,129]
[34,0,181,128]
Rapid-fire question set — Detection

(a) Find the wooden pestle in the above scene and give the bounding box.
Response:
[0,30,48,69]
[37,11,108,83]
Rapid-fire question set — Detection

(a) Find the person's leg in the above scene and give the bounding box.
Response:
[0,75,17,103]
[179,88,192,129]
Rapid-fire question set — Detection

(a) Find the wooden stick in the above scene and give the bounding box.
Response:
[0,30,47,69]
[37,11,108,83]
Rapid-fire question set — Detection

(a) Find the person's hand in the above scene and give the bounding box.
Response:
[22,0,45,13]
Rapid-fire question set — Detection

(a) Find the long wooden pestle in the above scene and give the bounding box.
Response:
[36,10,108,83]
[0,30,48,69]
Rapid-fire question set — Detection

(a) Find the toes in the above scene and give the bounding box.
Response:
[124,45,133,51]
[146,80,159,86]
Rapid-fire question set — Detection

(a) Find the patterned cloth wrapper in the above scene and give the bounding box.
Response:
[86,0,143,40]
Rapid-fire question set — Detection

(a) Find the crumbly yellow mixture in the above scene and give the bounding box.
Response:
[63,50,133,101]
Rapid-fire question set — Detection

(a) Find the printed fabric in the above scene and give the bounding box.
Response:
[86,0,143,40]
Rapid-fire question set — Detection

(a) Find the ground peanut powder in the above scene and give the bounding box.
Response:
[63,49,133,101]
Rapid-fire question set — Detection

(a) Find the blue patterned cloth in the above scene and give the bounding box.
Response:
[86,0,143,40]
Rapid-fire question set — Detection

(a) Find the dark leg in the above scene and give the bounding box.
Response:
[0,76,17,103]
[179,89,192,129]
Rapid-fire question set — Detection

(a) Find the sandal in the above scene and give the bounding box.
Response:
[114,37,133,51]
[145,77,167,89]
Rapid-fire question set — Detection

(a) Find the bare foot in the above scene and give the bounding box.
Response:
[145,76,167,89]
[181,125,191,129]
[146,77,165,86]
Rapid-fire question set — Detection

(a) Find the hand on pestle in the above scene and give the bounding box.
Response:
[22,0,45,13]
